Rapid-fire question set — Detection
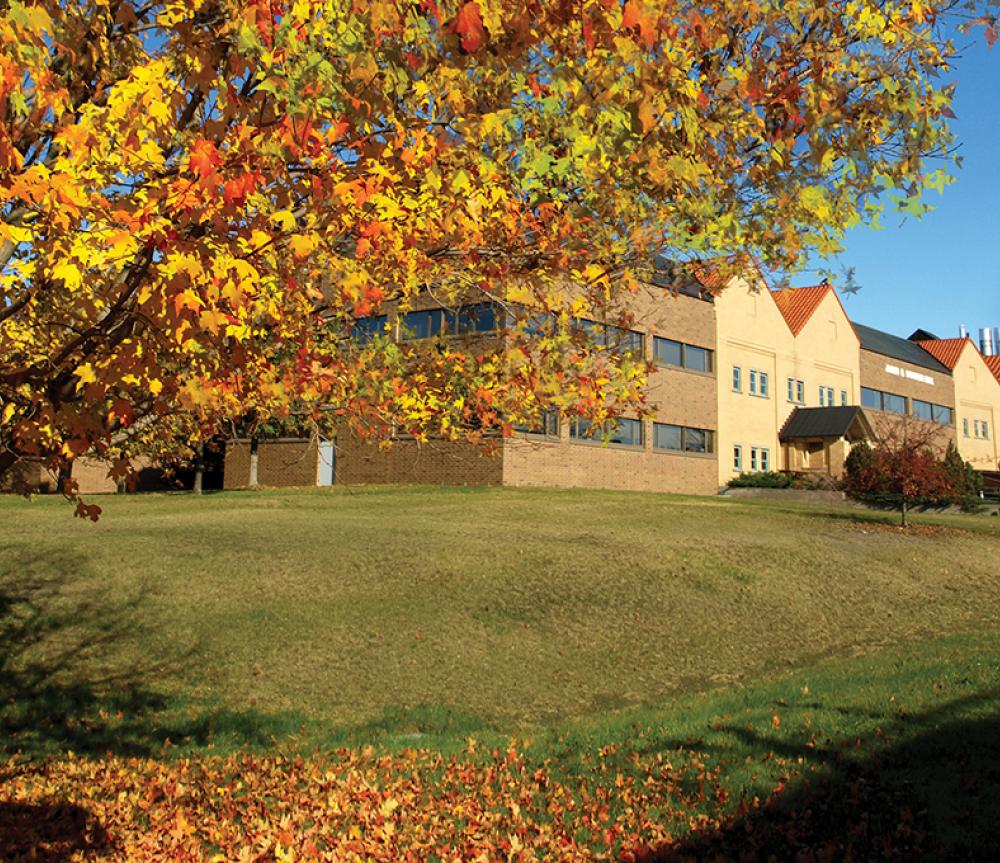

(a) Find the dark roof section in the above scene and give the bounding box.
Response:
[908,328,939,342]
[852,322,951,375]
[650,255,716,301]
[779,406,870,441]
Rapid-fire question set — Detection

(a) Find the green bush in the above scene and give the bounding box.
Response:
[728,471,793,488]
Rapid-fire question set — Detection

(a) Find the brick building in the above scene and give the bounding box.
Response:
[221,273,1000,494]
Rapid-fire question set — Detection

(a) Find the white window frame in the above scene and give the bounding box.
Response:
[733,444,743,472]
[749,370,769,398]
[733,366,742,392]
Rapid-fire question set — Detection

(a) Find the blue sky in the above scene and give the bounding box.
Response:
[802,34,1000,340]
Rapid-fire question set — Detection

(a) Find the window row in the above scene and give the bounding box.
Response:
[860,386,907,415]
[732,444,770,472]
[911,399,953,426]
[515,414,715,453]
[964,418,991,440]
[733,366,769,397]
[861,387,953,425]
[653,337,713,372]
[351,309,717,372]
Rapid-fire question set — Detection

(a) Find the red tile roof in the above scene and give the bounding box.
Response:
[915,337,972,370]
[985,354,1000,385]
[770,285,831,336]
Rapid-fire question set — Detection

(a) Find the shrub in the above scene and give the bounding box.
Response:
[728,471,793,488]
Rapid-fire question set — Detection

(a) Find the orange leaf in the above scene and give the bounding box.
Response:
[455,1,485,52]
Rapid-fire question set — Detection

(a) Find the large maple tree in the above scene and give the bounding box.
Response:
[0,0,994,510]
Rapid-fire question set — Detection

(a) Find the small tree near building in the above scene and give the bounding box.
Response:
[842,417,968,527]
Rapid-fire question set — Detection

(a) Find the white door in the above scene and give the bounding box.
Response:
[318,441,336,486]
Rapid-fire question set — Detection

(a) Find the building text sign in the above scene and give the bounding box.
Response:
[885,364,934,385]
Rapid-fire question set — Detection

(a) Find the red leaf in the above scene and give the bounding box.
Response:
[455,1,485,53]
[188,139,222,179]
[986,25,998,48]
[621,1,641,29]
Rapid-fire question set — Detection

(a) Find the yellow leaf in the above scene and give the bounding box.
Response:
[51,261,83,290]
[74,363,97,388]
[271,210,297,231]
[288,233,318,259]
[1,403,16,425]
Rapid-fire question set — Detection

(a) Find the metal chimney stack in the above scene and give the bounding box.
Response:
[959,325,968,339]
[980,327,997,357]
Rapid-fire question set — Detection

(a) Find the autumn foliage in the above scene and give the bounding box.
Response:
[1,0,995,508]
[0,739,938,863]
[842,419,978,526]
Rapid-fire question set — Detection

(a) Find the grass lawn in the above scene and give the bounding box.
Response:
[2,486,999,858]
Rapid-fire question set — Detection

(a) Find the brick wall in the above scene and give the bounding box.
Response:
[224,439,321,489]
[336,434,503,486]
[502,432,718,495]
[860,350,957,451]
[0,459,55,494]
[70,456,157,494]
[860,349,955,409]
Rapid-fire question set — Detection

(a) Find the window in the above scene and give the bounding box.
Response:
[975,420,991,440]
[748,446,771,473]
[653,423,714,453]
[882,392,906,415]
[797,380,806,404]
[653,337,683,366]
[840,390,848,406]
[749,370,769,397]
[733,444,742,472]
[351,314,388,344]
[818,386,834,407]
[912,399,952,425]
[607,418,643,446]
[513,409,559,437]
[861,386,906,415]
[576,319,644,357]
[732,366,742,392]
[653,423,682,451]
[932,404,952,425]
[400,304,498,339]
[653,337,713,372]
[570,417,643,447]
[963,417,970,437]
[684,344,711,373]
[984,422,990,440]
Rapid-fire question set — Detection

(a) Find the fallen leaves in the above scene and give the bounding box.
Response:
[0,745,745,862]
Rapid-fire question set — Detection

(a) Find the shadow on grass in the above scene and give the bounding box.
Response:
[0,546,312,759]
[637,689,1000,862]
[0,800,109,863]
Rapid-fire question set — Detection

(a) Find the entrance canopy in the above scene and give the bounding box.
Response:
[779,406,873,443]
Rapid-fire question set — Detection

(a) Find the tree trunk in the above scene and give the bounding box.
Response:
[193,443,204,495]
[248,436,259,488]
[0,449,17,484]
[900,498,909,528]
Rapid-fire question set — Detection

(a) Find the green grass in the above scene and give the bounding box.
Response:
[3,486,999,856]
[2,485,999,755]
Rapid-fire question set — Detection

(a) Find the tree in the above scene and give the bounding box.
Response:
[1,0,995,515]
[842,416,967,527]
